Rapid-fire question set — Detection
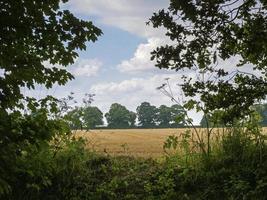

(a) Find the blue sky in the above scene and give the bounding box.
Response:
[30,0,204,124]
[27,0,264,125]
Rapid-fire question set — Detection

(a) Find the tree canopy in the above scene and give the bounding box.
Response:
[136,102,158,127]
[149,0,267,122]
[83,106,104,129]
[170,104,186,127]
[157,105,172,127]
[105,103,136,128]
[65,107,84,130]
[253,103,267,126]
[0,0,102,109]
[65,106,103,130]
[200,110,227,128]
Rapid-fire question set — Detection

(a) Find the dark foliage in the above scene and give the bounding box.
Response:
[3,126,267,200]
[149,0,267,123]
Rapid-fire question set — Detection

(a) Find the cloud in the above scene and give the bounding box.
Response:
[67,0,168,38]
[89,73,203,124]
[117,37,177,74]
[91,78,143,94]
[90,75,169,124]
[117,37,163,73]
[90,74,179,107]
[70,58,102,77]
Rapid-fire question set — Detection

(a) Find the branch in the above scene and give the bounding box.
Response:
[219,0,240,10]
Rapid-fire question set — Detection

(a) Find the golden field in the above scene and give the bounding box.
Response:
[75,128,267,158]
[75,128,213,158]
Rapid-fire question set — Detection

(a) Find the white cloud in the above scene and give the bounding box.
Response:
[70,58,102,77]
[90,74,179,108]
[43,61,65,70]
[90,73,203,124]
[67,0,168,38]
[117,37,174,73]
[91,78,143,94]
[117,37,161,73]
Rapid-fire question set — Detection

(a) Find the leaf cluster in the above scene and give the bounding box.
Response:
[149,0,267,122]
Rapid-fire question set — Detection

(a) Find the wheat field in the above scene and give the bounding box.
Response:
[75,128,267,158]
[75,128,208,158]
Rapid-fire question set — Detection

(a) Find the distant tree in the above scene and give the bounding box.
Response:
[170,105,186,127]
[63,93,99,130]
[253,104,267,126]
[200,116,208,128]
[105,103,135,128]
[128,111,137,127]
[200,110,227,128]
[136,102,158,127]
[83,106,103,129]
[65,107,84,130]
[157,105,172,127]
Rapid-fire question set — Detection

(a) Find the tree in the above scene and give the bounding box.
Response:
[170,104,186,127]
[149,0,267,123]
[128,111,137,127]
[0,0,101,196]
[136,102,158,127]
[65,107,84,130]
[105,103,136,128]
[0,0,102,110]
[253,103,267,126]
[157,105,172,127]
[83,106,103,129]
[200,110,227,128]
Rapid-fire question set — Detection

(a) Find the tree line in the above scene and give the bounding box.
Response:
[200,104,267,128]
[67,101,267,129]
[65,102,186,129]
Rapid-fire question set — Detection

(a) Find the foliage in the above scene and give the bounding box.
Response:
[252,103,267,126]
[64,101,187,129]
[65,105,104,130]
[83,106,104,129]
[0,106,71,197]
[0,0,102,110]
[62,93,103,130]
[201,104,267,127]
[0,0,101,197]
[149,0,267,123]
[65,107,84,130]
[170,104,186,127]
[105,103,136,128]
[163,135,179,155]
[157,105,172,127]
[200,110,227,128]
[136,102,158,127]
[3,122,267,199]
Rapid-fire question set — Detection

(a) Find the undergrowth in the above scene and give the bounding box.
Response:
[2,113,267,200]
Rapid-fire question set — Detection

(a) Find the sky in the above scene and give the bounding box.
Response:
[28,0,205,123]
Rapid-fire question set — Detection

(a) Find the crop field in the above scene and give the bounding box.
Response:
[75,128,218,158]
[75,128,267,158]
[75,129,183,158]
